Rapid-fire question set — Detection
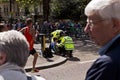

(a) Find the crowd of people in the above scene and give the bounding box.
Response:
[1,0,120,80]
[40,20,82,38]
[0,18,77,72]
[1,19,84,39]
[0,18,75,80]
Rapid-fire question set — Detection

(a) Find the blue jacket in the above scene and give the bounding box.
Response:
[85,37,120,80]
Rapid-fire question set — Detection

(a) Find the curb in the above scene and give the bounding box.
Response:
[25,57,67,72]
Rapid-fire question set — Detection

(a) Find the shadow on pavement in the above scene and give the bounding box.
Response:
[46,58,54,62]
[74,39,100,55]
[67,57,80,61]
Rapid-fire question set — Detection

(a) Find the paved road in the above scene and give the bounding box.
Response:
[28,60,94,80]
[27,39,100,80]
[34,39,100,61]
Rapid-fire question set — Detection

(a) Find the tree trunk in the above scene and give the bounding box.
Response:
[43,0,50,21]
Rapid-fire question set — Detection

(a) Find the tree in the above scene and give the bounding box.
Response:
[43,0,50,21]
[51,0,79,20]
[15,0,42,16]
[50,0,91,25]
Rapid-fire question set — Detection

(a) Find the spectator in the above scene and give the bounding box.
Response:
[20,18,39,73]
[15,19,23,31]
[0,30,45,80]
[84,0,120,80]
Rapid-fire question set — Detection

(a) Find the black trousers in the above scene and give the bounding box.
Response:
[58,46,66,56]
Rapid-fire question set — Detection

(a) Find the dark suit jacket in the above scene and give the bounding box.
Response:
[85,37,120,80]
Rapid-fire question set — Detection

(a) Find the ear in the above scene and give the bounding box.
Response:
[0,53,6,65]
[112,18,120,34]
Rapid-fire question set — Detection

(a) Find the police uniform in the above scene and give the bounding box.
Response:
[57,35,74,57]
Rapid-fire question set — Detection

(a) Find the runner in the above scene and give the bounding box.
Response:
[20,18,39,72]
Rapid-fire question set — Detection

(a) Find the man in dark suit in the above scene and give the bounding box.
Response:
[84,0,120,80]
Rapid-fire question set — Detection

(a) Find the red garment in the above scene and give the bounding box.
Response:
[24,27,34,50]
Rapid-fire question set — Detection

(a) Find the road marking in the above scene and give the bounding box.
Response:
[79,60,95,64]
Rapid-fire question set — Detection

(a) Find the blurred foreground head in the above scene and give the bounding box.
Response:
[0,30,29,67]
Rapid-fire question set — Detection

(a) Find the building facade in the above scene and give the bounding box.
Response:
[0,1,43,23]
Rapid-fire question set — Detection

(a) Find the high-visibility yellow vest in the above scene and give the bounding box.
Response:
[64,36,74,50]
[58,36,74,50]
[51,30,63,42]
[57,36,65,47]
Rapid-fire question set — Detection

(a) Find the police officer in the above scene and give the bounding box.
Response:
[49,30,63,54]
[51,29,63,42]
[57,31,74,57]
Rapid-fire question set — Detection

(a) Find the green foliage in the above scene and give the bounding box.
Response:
[50,0,91,25]
[17,0,42,16]
[0,0,42,11]
[0,0,9,3]
[16,0,42,7]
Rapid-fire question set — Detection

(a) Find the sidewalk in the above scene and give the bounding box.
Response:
[25,43,67,72]
[25,39,100,72]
